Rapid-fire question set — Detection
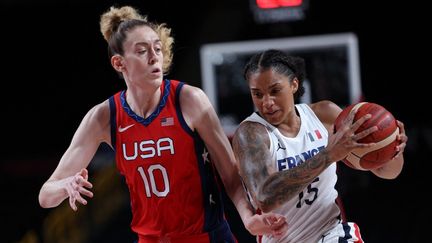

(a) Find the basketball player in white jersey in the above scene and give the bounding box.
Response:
[231,49,407,243]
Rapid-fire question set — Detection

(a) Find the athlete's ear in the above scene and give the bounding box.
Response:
[111,54,124,72]
[291,77,299,93]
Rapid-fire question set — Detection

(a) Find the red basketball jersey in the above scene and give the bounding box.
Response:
[109,80,234,242]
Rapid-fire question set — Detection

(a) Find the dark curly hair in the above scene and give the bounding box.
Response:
[243,49,306,100]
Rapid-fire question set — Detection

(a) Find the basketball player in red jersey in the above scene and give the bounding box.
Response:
[38,5,287,243]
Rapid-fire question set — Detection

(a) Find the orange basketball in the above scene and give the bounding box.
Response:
[334,102,400,170]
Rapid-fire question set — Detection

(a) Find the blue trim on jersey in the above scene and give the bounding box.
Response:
[120,79,171,126]
[209,220,236,243]
[193,132,226,235]
[108,96,117,150]
[175,82,194,136]
[339,223,353,242]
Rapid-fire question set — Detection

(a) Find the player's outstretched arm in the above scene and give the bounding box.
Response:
[180,85,288,237]
[39,102,110,211]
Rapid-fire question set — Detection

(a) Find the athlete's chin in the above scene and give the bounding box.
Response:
[269,120,283,126]
[265,114,282,126]
[148,72,163,80]
[147,75,163,85]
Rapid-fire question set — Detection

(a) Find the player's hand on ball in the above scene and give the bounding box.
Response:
[334,102,400,170]
[329,108,377,163]
[394,120,408,158]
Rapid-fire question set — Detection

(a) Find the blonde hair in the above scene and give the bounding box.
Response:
[100,6,174,73]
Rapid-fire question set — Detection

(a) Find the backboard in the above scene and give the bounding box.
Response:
[200,33,362,135]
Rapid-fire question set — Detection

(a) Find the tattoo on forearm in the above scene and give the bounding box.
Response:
[233,122,332,212]
[260,150,331,212]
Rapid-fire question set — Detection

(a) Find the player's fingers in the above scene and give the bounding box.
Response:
[75,174,93,189]
[271,216,286,227]
[397,120,405,133]
[345,108,357,123]
[81,180,93,189]
[79,188,94,198]
[263,217,271,226]
[353,125,378,141]
[75,193,88,206]
[351,113,372,131]
[68,192,78,211]
[396,140,406,152]
[262,214,276,225]
[394,144,405,158]
[397,132,408,144]
[271,222,288,238]
[81,168,89,180]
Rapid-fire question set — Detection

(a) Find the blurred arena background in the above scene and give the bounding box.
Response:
[0,0,428,242]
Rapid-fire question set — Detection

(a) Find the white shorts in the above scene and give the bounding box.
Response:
[318,222,364,243]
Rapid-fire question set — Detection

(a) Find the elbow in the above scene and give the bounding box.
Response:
[257,199,277,213]
[373,157,404,180]
[38,192,49,208]
[38,183,50,208]
[38,187,59,209]
[373,167,402,180]
[378,172,400,180]
[255,191,277,213]
[254,176,286,212]
[258,203,273,213]
[39,194,61,209]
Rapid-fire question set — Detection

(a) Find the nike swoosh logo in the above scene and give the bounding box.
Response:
[118,124,135,132]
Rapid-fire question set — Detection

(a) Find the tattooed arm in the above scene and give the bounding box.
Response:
[232,122,332,212]
[232,108,377,213]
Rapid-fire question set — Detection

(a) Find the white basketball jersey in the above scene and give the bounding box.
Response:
[244,104,341,243]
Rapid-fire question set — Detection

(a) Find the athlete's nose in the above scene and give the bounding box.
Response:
[148,48,159,65]
[263,95,274,109]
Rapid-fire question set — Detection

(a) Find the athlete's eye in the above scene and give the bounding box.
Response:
[252,92,263,99]
[270,89,281,95]
[137,49,147,55]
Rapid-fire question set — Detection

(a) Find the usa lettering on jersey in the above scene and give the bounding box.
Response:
[122,137,175,160]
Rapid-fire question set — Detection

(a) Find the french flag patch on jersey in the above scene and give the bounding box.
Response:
[161,117,174,127]
[307,129,322,142]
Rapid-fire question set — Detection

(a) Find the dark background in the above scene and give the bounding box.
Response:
[0,0,429,242]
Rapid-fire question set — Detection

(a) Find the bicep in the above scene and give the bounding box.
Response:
[310,100,342,133]
[232,122,272,201]
[181,85,226,144]
[180,86,238,180]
